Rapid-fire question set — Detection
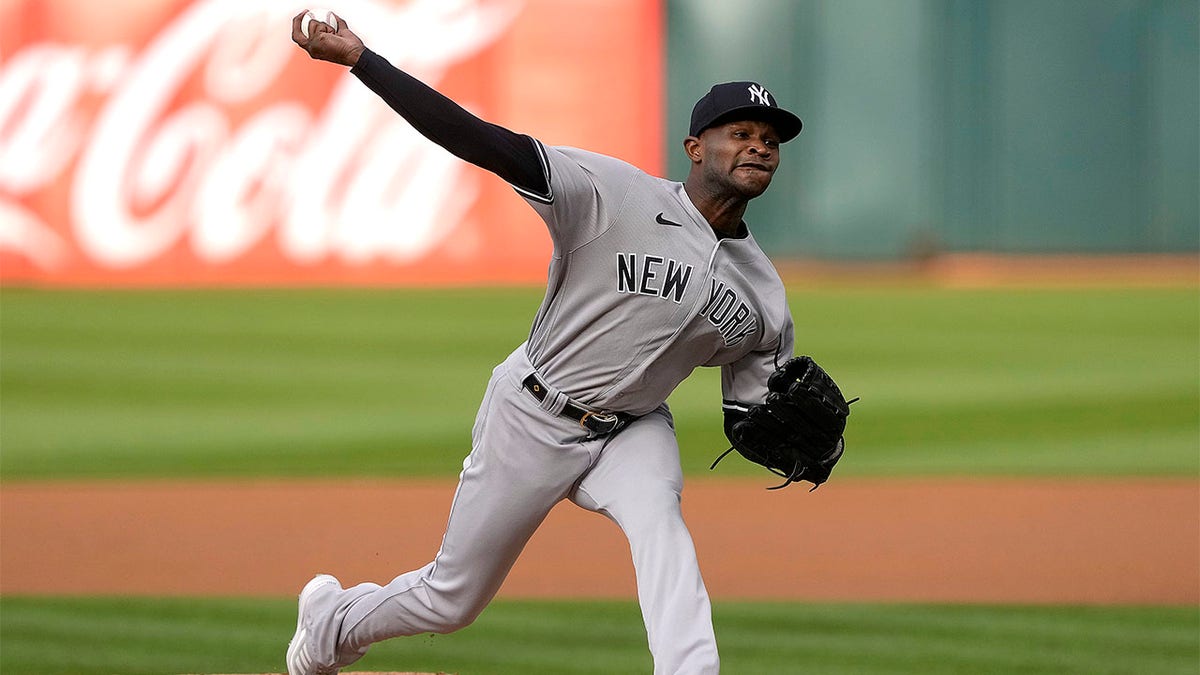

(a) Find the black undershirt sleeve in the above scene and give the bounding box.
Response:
[723,405,750,445]
[350,48,550,200]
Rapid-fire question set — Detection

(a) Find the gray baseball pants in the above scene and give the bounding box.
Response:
[315,345,719,674]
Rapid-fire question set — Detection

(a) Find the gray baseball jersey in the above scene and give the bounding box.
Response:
[519,142,795,417]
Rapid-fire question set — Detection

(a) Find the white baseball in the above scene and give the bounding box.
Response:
[300,9,338,38]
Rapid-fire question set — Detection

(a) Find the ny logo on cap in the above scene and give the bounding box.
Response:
[747,84,773,106]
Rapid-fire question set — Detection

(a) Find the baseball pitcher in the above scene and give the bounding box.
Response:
[287,10,852,675]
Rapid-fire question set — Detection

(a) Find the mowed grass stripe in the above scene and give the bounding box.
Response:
[2,287,1196,479]
[0,596,1196,675]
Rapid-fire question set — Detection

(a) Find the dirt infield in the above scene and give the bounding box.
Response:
[1,477,1196,604]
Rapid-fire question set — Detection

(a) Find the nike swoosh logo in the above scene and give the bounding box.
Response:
[655,212,683,227]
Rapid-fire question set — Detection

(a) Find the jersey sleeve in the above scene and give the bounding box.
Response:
[520,142,643,252]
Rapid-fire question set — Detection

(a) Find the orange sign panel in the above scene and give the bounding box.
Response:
[0,0,663,285]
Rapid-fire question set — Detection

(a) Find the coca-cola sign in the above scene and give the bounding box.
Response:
[0,0,662,285]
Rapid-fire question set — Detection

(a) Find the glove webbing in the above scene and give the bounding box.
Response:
[709,446,811,491]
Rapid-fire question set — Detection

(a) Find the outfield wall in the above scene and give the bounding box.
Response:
[668,0,1200,259]
[2,0,1196,286]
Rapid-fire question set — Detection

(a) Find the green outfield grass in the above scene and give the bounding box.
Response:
[2,286,1196,480]
[2,288,1197,675]
[1,596,1196,675]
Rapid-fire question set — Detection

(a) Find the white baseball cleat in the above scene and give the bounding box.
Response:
[286,574,342,675]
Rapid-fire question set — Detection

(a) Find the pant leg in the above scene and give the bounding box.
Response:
[570,406,720,675]
[326,350,598,665]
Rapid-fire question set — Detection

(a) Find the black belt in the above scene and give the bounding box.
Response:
[522,373,631,436]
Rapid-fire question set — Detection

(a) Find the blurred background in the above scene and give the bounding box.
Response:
[670,0,1199,259]
[3,0,1196,284]
[2,0,1195,479]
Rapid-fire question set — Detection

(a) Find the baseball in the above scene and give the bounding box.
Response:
[300,9,337,38]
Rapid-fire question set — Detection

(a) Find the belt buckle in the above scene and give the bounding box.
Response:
[579,410,619,435]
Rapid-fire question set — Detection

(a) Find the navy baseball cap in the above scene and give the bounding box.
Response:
[689,81,803,142]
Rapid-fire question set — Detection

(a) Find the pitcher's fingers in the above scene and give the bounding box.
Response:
[291,10,310,46]
[310,18,334,37]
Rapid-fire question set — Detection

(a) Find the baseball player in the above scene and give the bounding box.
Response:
[287,11,817,675]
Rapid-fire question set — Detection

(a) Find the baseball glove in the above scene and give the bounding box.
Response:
[712,356,857,490]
